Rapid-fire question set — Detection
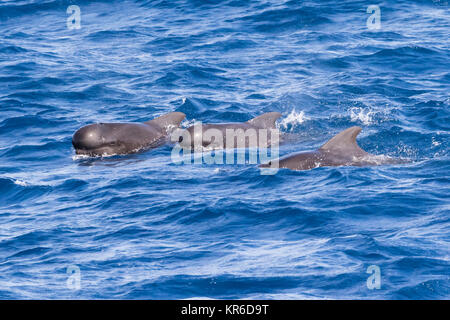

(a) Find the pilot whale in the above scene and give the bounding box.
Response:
[72,112,186,156]
[178,112,282,151]
[260,126,405,170]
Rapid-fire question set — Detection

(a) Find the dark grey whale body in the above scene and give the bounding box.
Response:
[261,126,405,170]
[72,112,186,156]
[179,112,282,150]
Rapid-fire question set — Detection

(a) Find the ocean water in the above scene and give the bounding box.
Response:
[0,0,449,299]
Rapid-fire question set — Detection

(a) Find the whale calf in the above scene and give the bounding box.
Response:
[72,112,186,156]
[260,126,405,170]
[178,112,282,151]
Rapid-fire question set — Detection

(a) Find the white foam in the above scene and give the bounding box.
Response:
[71,151,126,160]
[180,118,196,128]
[279,109,308,131]
[396,143,417,159]
[14,179,28,187]
[432,137,441,147]
[349,107,375,125]
[72,154,93,161]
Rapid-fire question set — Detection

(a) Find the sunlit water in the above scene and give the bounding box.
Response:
[0,0,449,299]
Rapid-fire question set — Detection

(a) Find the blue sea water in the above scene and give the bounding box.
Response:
[0,0,449,299]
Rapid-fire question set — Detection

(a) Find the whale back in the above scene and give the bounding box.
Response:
[319,126,368,157]
[247,112,282,129]
[145,112,186,131]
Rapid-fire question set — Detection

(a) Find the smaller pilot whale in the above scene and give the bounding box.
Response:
[72,112,186,156]
[178,112,282,151]
[260,126,405,170]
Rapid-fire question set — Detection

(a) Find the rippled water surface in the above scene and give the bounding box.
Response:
[0,0,449,299]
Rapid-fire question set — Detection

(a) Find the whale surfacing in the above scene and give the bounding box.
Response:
[179,112,282,151]
[261,126,405,170]
[72,112,186,156]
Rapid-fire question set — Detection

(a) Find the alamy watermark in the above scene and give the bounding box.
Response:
[366,5,381,30]
[66,265,81,290]
[170,123,280,174]
[67,5,81,30]
[366,265,381,290]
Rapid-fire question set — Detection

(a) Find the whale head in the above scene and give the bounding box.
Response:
[72,112,186,157]
[72,123,130,156]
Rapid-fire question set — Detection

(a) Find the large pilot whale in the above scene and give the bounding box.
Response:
[260,126,405,170]
[178,112,282,151]
[72,112,186,156]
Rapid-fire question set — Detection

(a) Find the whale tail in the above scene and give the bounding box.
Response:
[145,112,186,131]
[247,112,282,129]
[319,126,368,156]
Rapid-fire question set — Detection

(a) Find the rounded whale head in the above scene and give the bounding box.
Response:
[72,112,186,157]
[72,123,131,156]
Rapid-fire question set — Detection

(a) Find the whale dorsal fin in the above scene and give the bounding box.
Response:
[145,112,186,130]
[319,126,368,156]
[247,112,282,128]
